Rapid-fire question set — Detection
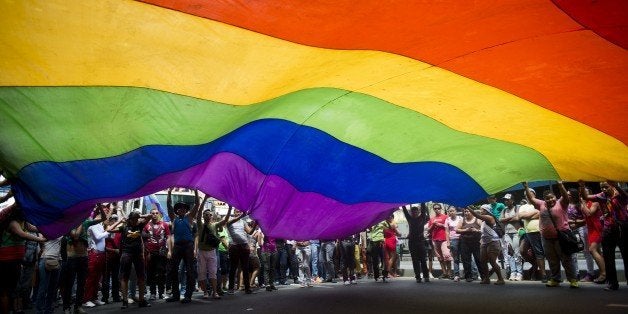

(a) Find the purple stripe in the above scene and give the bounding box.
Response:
[38,152,400,239]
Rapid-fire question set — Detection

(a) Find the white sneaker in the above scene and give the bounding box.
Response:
[516,274,523,281]
[127,298,135,304]
[83,301,96,308]
[429,273,435,279]
[94,300,106,306]
[344,281,350,285]
[350,279,356,284]
[509,274,516,281]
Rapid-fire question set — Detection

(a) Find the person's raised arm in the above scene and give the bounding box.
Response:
[468,206,495,224]
[608,180,627,199]
[244,220,258,235]
[402,205,411,220]
[557,181,569,208]
[187,190,201,224]
[106,218,125,233]
[166,188,175,222]
[220,205,233,227]
[522,182,540,205]
[196,194,210,223]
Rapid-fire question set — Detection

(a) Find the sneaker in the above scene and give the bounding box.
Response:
[516,274,523,281]
[343,281,350,286]
[569,279,579,289]
[545,279,560,287]
[82,301,96,308]
[202,291,209,299]
[300,283,306,288]
[580,274,593,282]
[509,274,516,281]
[429,273,435,279]
[127,298,135,304]
[266,286,273,292]
[350,279,356,285]
[307,282,313,287]
[148,294,156,301]
[138,300,151,308]
[453,276,460,282]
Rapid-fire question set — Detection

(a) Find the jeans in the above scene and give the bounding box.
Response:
[35,259,60,314]
[571,226,594,276]
[296,245,312,283]
[450,238,461,277]
[146,252,167,296]
[504,233,523,277]
[460,238,485,280]
[169,241,195,299]
[62,256,88,310]
[408,239,429,280]
[309,242,320,277]
[321,241,337,281]
[261,251,277,287]
[370,241,387,279]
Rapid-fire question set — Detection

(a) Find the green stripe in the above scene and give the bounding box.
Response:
[0,86,558,192]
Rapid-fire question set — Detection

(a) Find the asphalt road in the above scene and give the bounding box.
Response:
[78,277,628,314]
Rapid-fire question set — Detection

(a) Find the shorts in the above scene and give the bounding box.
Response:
[433,240,452,262]
[249,254,260,270]
[526,232,545,259]
[197,249,218,280]
[119,252,145,281]
[480,240,502,258]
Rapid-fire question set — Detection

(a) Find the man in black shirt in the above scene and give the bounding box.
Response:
[402,203,430,283]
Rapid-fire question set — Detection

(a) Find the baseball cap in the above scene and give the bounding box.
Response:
[503,193,512,200]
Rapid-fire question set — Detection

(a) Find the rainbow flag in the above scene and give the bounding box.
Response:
[0,0,626,239]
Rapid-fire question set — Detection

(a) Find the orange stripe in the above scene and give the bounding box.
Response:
[140,0,628,143]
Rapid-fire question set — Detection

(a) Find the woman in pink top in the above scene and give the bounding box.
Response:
[427,204,452,279]
[523,181,577,288]
[383,215,400,277]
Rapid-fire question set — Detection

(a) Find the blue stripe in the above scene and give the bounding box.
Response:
[14,119,487,225]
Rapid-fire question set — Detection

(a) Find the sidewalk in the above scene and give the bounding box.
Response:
[397,254,626,282]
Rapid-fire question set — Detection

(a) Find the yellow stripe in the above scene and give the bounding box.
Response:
[0,0,626,181]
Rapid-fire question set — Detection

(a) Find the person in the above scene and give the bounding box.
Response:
[500,194,523,281]
[309,239,321,283]
[469,204,505,285]
[36,236,63,314]
[368,220,388,282]
[107,210,152,308]
[487,195,506,220]
[580,180,627,291]
[216,220,230,294]
[144,207,171,300]
[102,215,122,303]
[456,207,484,282]
[259,229,278,292]
[195,196,224,299]
[402,204,430,282]
[524,181,578,288]
[224,206,257,294]
[166,188,201,303]
[427,203,452,279]
[383,215,400,277]
[0,208,46,314]
[62,211,105,313]
[580,188,606,284]
[83,205,111,307]
[445,206,463,281]
[566,188,595,282]
[518,190,547,282]
[295,240,314,287]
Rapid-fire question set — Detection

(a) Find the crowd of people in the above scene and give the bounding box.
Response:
[0,179,626,314]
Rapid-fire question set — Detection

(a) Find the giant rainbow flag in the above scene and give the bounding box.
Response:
[0,0,626,239]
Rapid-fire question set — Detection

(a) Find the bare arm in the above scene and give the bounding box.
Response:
[8,221,46,242]
[557,181,569,208]
[187,190,201,224]
[166,188,175,222]
[468,206,495,224]
[106,218,125,233]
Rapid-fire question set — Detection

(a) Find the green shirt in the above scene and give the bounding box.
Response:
[197,221,219,251]
[370,221,386,242]
[217,227,229,252]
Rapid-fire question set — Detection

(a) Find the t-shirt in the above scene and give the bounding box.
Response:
[228,219,249,245]
[120,222,147,254]
[218,227,229,252]
[445,215,462,240]
[402,206,428,241]
[501,205,519,234]
[369,221,386,242]
[41,237,64,260]
[490,202,506,219]
[173,216,194,243]
[518,204,540,233]
[428,214,448,241]
[535,198,569,239]
[144,221,170,253]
